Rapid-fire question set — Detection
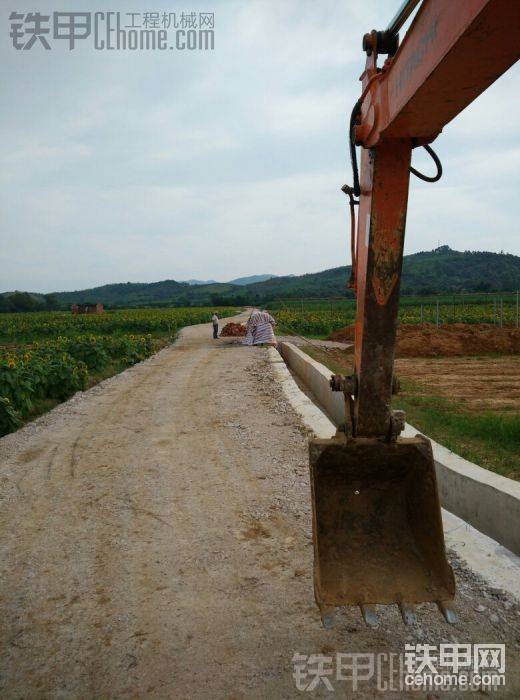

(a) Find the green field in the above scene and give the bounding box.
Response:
[0,307,237,436]
[395,384,520,481]
[269,292,520,337]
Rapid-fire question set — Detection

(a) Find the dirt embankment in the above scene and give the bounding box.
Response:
[329,323,520,358]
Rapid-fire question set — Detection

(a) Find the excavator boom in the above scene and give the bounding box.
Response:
[309,0,520,628]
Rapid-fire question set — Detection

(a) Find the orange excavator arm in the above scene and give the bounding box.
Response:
[352,0,520,439]
[309,0,520,629]
[358,0,519,147]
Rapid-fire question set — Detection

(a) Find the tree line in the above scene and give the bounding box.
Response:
[0,292,59,313]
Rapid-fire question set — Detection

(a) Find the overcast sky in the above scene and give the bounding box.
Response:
[1,0,519,293]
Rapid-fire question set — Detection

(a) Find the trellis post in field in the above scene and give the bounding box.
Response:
[517,290,519,328]
[436,300,439,328]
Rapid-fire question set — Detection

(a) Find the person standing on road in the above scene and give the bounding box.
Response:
[242,309,257,345]
[212,312,219,339]
[243,309,276,346]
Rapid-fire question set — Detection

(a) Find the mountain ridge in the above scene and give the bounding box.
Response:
[2,247,519,311]
[228,274,277,286]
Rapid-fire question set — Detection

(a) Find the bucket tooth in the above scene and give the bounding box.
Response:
[399,603,417,626]
[320,605,336,629]
[360,604,379,628]
[438,600,458,624]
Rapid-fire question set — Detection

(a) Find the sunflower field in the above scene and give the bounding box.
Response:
[0,307,236,436]
[0,307,236,343]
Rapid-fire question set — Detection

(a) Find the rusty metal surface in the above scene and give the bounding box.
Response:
[353,139,411,438]
[309,435,455,607]
[355,0,520,147]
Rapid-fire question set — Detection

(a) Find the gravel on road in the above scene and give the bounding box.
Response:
[1,315,519,698]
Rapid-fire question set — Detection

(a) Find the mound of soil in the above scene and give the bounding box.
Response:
[220,322,247,337]
[328,323,520,358]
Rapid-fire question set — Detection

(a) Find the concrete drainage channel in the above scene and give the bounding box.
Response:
[269,343,520,600]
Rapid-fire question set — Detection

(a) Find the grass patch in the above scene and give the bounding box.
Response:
[396,383,519,480]
[301,345,520,481]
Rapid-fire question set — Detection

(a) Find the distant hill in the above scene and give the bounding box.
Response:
[4,247,519,311]
[182,275,276,286]
[400,246,520,294]
[245,267,347,300]
[53,279,189,306]
[228,274,277,286]
[184,279,217,286]
[49,279,241,308]
[245,247,520,301]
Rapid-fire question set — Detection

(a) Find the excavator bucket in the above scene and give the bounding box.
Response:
[309,434,455,625]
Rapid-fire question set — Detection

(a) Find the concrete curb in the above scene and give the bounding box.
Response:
[268,348,335,439]
[278,342,345,425]
[278,341,520,557]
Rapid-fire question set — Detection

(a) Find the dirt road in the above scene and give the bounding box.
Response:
[1,315,519,698]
